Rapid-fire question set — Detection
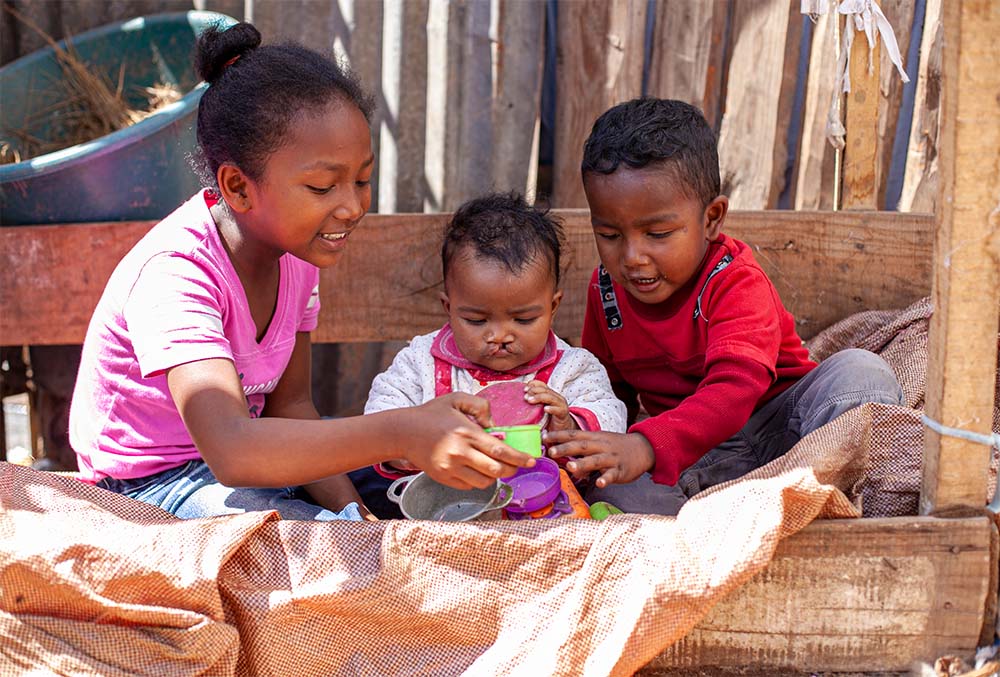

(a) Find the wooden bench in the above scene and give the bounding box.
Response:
[0,210,934,346]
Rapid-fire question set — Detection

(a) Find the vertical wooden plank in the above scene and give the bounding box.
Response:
[899,0,942,213]
[701,2,732,134]
[794,11,839,210]
[491,0,545,199]
[378,0,429,213]
[442,0,494,210]
[646,0,732,131]
[348,1,385,212]
[842,1,917,210]
[873,0,916,209]
[551,0,646,208]
[251,0,334,52]
[425,0,545,210]
[423,0,449,212]
[920,0,1000,514]
[198,0,246,22]
[395,0,429,211]
[425,0,497,213]
[841,20,881,209]
[717,0,802,209]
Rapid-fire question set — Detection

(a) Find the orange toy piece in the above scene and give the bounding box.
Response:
[559,469,592,519]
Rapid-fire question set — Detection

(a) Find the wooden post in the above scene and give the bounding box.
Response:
[551,0,646,208]
[841,18,881,209]
[920,0,1000,514]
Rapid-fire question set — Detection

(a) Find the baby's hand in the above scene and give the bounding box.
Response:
[524,380,576,432]
[543,430,654,488]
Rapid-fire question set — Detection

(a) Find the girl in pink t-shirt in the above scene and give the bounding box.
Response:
[69,22,534,521]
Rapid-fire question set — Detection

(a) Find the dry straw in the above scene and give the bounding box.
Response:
[2,5,181,163]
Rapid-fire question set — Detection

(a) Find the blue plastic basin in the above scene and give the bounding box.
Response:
[0,11,236,225]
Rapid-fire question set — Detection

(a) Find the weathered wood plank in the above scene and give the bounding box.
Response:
[551,0,646,208]
[378,0,429,213]
[0,210,934,347]
[873,0,917,209]
[646,0,732,131]
[646,516,997,672]
[442,0,493,210]
[717,0,802,209]
[920,0,1000,514]
[726,210,934,338]
[842,20,882,209]
[491,0,545,200]
[795,11,839,211]
[898,0,942,213]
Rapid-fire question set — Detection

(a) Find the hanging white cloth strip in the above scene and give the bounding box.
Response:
[801,0,910,149]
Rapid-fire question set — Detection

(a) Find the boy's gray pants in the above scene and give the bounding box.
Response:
[584,348,903,517]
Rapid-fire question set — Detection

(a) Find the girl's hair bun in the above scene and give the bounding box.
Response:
[194,22,262,84]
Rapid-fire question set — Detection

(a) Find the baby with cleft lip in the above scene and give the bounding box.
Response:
[348,192,627,519]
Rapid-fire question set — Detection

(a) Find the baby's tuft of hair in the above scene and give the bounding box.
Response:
[192,21,375,186]
[581,98,720,207]
[442,192,564,288]
[194,22,261,85]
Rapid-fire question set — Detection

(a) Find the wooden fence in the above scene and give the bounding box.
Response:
[2,0,940,214]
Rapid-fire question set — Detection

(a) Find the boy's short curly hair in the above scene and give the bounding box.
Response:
[581,98,720,207]
[442,192,564,287]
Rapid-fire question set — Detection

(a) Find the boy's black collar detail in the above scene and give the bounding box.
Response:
[598,265,623,331]
[693,254,733,321]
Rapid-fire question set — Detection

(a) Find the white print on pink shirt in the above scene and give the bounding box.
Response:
[243,377,281,397]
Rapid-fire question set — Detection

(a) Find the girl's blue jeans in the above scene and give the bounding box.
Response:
[97,460,362,521]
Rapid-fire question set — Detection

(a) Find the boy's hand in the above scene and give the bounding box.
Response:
[524,379,577,432]
[403,392,535,489]
[543,430,654,488]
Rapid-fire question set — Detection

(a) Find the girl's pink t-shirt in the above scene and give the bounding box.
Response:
[69,190,321,483]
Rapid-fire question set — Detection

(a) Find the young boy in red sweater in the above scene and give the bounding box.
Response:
[544,98,902,516]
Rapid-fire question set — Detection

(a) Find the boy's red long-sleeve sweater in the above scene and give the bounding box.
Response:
[581,233,816,486]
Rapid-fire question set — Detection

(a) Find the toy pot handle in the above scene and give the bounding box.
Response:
[386,475,415,504]
[487,481,514,511]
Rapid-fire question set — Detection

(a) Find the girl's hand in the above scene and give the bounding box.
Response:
[524,380,576,432]
[543,430,654,488]
[403,392,535,489]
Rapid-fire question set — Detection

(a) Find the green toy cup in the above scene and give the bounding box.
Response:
[486,424,543,458]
